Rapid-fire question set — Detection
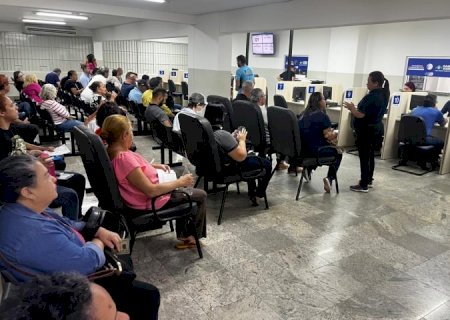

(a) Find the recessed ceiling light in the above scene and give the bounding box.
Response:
[145,0,166,3]
[22,19,66,25]
[36,12,88,20]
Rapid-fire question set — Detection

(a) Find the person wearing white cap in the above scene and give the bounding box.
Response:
[172,93,206,133]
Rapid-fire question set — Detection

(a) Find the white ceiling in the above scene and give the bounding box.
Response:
[0,0,291,30]
[69,0,291,15]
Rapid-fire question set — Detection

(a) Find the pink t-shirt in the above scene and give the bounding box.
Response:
[23,83,43,103]
[111,151,170,210]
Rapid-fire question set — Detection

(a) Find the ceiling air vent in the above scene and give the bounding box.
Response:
[23,25,78,37]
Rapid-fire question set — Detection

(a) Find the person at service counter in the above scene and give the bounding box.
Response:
[344,71,389,193]
[403,81,416,92]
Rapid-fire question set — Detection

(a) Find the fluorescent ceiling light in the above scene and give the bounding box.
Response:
[22,19,66,25]
[145,0,166,3]
[36,12,88,20]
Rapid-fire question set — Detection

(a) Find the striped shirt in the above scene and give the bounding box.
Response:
[41,100,70,125]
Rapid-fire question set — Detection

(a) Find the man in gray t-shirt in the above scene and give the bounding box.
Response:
[144,88,172,127]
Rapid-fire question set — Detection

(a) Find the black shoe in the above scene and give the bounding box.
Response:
[249,196,259,207]
[359,180,373,188]
[350,184,369,193]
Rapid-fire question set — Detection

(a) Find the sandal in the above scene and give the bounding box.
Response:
[175,242,197,249]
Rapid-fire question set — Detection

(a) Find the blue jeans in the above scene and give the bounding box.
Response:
[18,101,36,118]
[52,185,79,221]
[56,119,83,133]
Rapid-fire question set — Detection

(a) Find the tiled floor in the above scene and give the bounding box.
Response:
[66,135,450,320]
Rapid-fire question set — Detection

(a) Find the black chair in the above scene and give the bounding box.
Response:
[128,101,149,135]
[206,95,234,132]
[178,113,269,225]
[149,119,184,165]
[268,106,339,200]
[168,79,183,103]
[392,114,439,175]
[273,95,288,108]
[231,100,267,156]
[73,126,203,258]
[181,81,189,102]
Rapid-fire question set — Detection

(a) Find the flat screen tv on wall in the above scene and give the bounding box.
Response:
[252,33,275,55]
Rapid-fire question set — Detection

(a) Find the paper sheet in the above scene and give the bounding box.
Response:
[156,169,177,183]
[48,145,71,156]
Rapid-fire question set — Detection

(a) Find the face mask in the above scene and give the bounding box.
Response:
[195,107,205,117]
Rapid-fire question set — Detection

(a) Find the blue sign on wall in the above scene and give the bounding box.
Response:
[308,86,315,93]
[159,70,165,75]
[277,83,285,90]
[284,56,308,74]
[345,90,353,99]
[171,71,177,77]
[406,58,450,78]
[393,95,401,105]
[184,72,189,79]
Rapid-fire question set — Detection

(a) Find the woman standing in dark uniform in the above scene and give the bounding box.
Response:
[344,71,389,193]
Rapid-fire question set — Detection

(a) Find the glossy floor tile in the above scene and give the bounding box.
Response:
[63,134,450,319]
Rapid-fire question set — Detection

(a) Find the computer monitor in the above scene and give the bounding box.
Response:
[409,95,426,110]
[292,87,306,102]
[323,86,333,100]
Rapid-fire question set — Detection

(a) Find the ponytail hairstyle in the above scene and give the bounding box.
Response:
[369,71,390,103]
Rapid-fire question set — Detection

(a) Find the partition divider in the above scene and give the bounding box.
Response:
[337,87,367,147]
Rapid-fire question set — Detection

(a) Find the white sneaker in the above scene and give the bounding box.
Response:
[323,177,331,193]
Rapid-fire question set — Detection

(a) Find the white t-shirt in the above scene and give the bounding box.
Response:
[80,75,107,103]
[172,108,196,133]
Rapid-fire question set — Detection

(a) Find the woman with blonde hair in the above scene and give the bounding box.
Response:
[101,114,207,248]
[22,74,43,104]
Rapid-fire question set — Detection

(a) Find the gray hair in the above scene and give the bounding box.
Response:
[40,84,58,101]
[250,88,265,103]
[0,155,38,203]
[242,80,254,91]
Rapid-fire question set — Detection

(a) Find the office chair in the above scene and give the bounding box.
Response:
[167,79,183,103]
[206,95,234,132]
[73,126,203,257]
[268,106,339,200]
[231,100,268,156]
[181,81,189,102]
[392,114,440,175]
[273,94,288,108]
[179,113,269,225]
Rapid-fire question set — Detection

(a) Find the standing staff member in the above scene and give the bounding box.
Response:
[344,71,390,193]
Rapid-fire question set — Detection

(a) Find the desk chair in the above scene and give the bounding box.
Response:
[181,81,189,102]
[206,95,234,132]
[179,113,269,225]
[73,126,202,257]
[232,100,268,156]
[268,106,340,200]
[392,114,440,175]
[273,94,289,109]
[168,79,183,104]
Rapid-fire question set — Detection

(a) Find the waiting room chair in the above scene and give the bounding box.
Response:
[392,114,439,175]
[128,100,149,135]
[73,125,203,258]
[181,81,189,102]
[273,95,288,109]
[206,95,234,132]
[268,106,340,200]
[231,100,268,156]
[178,113,269,225]
[148,119,184,165]
[168,79,183,103]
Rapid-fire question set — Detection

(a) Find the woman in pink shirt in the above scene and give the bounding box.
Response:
[102,114,206,248]
[22,74,43,104]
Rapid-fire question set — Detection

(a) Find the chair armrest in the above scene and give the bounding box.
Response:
[316,146,339,165]
[150,189,193,221]
[237,155,266,180]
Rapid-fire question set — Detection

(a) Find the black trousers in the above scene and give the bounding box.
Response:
[356,125,382,188]
[57,172,86,219]
[97,278,160,320]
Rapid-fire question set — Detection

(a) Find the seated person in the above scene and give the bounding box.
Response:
[0,74,35,120]
[101,114,206,248]
[142,77,160,107]
[208,105,272,206]
[233,80,254,102]
[95,101,126,135]
[80,68,109,103]
[22,74,43,104]
[40,84,83,133]
[441,99,450,117]
[249,88,270,145]
[64,70,84,96]
[144,88,172,127]
[0,155,160,320]
[298,92,342,193]
[411,94,447,150]
[12,70,24,92]
[143,77,181,111]
[128,79,148,105]
[45,68,61,87]
[0,273,130,320]
[278,65,296,81]
[403,81,416,92]
[0,94,85,220]
[173,92,206,133]
[120,72,138,98]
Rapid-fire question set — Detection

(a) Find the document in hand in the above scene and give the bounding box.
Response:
[156,169,177,183]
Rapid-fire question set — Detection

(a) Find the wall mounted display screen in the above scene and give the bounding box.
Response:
[252,33,275,55]
[404,56,450,93]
